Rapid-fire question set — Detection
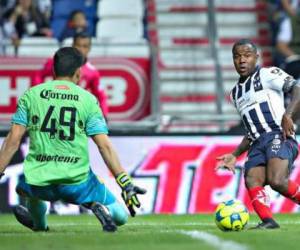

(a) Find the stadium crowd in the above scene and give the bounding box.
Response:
[269,0,300,80]
[0,0,147,55]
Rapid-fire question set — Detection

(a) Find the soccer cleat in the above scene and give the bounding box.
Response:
[91,202,117,232]
[250,218,280,230]
[12,205,49,232]
[13,205,34,230]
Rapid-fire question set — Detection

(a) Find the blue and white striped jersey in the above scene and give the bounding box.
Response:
[230,66,296,141]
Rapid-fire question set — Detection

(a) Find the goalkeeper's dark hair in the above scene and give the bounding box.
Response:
[73,32,92,45]
[232,39,258,54]
[53,47,85,77]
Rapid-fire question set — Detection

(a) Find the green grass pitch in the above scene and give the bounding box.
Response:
[1,213,300,250]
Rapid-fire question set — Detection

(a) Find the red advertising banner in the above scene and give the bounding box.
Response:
[1,136,300,214]
[0,57,151,122]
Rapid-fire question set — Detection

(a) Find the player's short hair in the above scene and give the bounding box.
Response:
[232,39,258,54]
[53,47,85,77]
[73,32,91,44]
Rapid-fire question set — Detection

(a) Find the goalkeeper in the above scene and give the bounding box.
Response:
[0,47,146,232]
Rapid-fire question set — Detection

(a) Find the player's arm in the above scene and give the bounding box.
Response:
[98,90,109,118]
[0,124,26,178]
[282,81,300,139]
[0,90,29,179]
[86,98,145,216]
[92,134,146,216]
[90,72,109,118]
[216,135,251,174]
[262,67,300,139]
[92,134,124,176]
[217,85,250,174]
[281,0,297,17]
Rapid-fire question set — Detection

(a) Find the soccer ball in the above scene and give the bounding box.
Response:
[215,199,249,231]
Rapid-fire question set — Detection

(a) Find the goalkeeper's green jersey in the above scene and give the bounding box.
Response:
[12,80,108,186]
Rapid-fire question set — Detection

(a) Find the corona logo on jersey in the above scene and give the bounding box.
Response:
[40,89,79,101]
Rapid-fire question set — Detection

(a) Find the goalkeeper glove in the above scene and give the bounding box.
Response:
[116,172,146,217]
[0,172,4,180]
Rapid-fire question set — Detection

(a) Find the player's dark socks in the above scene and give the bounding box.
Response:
[250,218,280,230]
[91,202,117,232]
[12,205,49,232]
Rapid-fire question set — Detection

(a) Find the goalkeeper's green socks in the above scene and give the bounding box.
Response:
[26,198,48,230]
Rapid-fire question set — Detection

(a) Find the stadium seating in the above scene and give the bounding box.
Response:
[61,37,149,57]
[5,37,59,57]
[96,0,145,41]
[215,0,272,124]
[148,0,271,132]
[96,18,144,42]
[0,0,272,132]
[97,0,144,18]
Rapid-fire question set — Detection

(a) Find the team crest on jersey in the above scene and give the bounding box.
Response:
[270,68,281,74]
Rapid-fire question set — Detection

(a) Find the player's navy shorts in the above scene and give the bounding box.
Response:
[244,131,298,172]
[16,170,116,205]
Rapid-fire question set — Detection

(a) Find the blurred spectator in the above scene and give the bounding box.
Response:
[271,0,300,79]
[34,32,109,118]
[2,0,52,48]
[59,10,89,42]
[35,0,51,19]
[0,0,15,18]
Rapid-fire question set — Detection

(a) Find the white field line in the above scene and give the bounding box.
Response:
[129,222,215,226]
[179,230,249,250]
[1,222,216,226]
[0,227,250,248]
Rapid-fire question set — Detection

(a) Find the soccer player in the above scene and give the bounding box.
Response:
[34,32,109,118]
[0,47,146,232]
[216,39,300,229]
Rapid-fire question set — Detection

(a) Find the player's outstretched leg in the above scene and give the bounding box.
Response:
[268,158,300,204]
[279,180,300,203]
[89,202,117,232]
[266,138,300,200]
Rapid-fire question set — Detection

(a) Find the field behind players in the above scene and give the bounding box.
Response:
[1,214,299,250]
